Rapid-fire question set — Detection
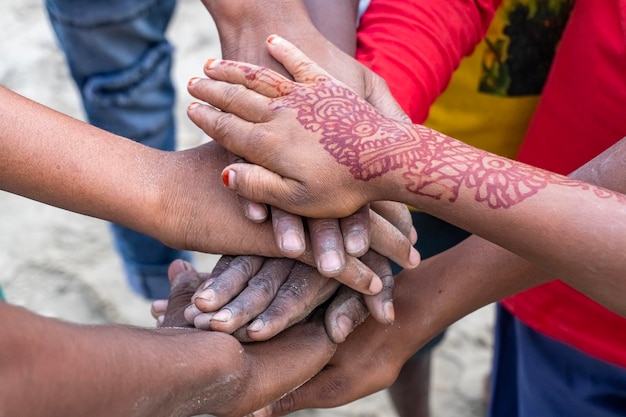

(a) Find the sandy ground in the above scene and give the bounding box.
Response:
[0,1,494,416]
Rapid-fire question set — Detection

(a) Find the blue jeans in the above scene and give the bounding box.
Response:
[46,0,191,299]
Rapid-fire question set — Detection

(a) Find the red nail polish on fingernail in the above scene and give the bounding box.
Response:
[205,58,216,69]
[222,170,230,188]
[188,77,200,87]
[187,102,199,111]
[267,34,280,44]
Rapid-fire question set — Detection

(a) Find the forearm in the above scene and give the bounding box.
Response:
[384,129,626,296]
[356,0,501,122]
[201,0,317,68]
[0,86,162,235]
[304,0,360,55]
[0,303,225,417]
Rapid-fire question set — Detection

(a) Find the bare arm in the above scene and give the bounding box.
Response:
[2,85,395,296]
[0,263,335,417]
[186,37,626,315]
[257,110,626,417]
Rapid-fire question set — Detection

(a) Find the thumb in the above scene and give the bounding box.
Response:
[222,163,305,215]
[366,74,412,123]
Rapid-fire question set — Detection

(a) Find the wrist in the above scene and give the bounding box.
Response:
[202,0,317,63]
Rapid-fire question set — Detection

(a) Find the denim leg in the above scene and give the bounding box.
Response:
[46,0,191,299]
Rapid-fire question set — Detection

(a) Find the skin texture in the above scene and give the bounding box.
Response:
[0,86,394,297]
[152,250,391,343]
[186,36,626,317]
[248,96,626,417]
[150,0,418,340]
[201,0,413,274]
[0,260,336,417]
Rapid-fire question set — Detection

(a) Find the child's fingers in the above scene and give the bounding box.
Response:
[188,77,273,124]
[187,101,257,157]
[203,58,297,98]
[221,163,309,217]
[265,35,334,85]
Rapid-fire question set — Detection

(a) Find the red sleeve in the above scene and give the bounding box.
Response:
[356,0,501,123]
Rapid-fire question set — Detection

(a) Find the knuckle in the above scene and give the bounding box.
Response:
[212,111,237,139]
[247,273,281,298]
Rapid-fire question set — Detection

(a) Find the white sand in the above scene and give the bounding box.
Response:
[0,1,494,416]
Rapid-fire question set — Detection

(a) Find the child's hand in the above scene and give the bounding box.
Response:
[187,35,414,219]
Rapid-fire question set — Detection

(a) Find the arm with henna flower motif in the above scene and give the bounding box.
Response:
[187,36,626,315]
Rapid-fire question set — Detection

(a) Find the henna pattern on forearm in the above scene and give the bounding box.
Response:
[224,62,626,208]
[275,82,564,208]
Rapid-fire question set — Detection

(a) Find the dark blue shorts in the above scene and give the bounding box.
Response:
[489,304,626,417]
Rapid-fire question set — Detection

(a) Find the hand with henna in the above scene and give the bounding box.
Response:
[200,0,414,278]
[186,35,626,307]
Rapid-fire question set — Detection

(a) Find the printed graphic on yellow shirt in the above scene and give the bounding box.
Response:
[479,0,573,96]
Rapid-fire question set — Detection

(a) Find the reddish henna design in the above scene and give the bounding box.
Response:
[271,79,626,208]
[211,62,625,208]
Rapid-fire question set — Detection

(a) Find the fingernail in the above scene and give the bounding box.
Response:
[196,289,215,303]
[409,247,421,267]
[344,234,367,256]
[194,313,214,329]
[369,276,383,294]
[336,315,354,342]
[157,315,164,327]
[281,230,304,253]
[180,260,192,271]
[267,34,281,44]
[248,318,265,332]
[187,102,200,111]
[410,227,418,245]
[212,309,232,323]
[245,204,266,222]
[222,169,235,189]
[205,58,217,69]
[188,77,200,87]
[319,250,343,274]
[184,304,201,323]
[152,299,168,313]
[383,301,395,324]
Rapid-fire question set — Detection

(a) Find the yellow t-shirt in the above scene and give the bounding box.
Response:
[425,0,573,158]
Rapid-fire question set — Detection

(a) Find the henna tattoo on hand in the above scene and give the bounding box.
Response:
[225,62,626,209]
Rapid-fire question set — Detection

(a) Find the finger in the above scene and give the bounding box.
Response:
[209,255,235,276]
[370,201,417,242]
[210,258,294,334]
[162,260,201,328]
[340,205,370,257]
[364,72,412,123]
[324,286,369,343]
[193,255,265,312]
[187,101,261,159]
[203,57,296,98]
[221,163,312,216]
[308,218,346,277]
[369,210,420,270]
[188,76,273,123]
[228,151,269,223]
[150,299,168,320]
[298,247,383,296]
[360,250,395,325]
[246,263,340,341]
[271,207,306,257]
[265,35,334,85]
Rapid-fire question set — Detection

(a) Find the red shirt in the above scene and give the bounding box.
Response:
[357,0,626,367]
[503,0,626,367]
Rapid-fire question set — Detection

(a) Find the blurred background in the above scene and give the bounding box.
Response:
[0,1,494,416]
